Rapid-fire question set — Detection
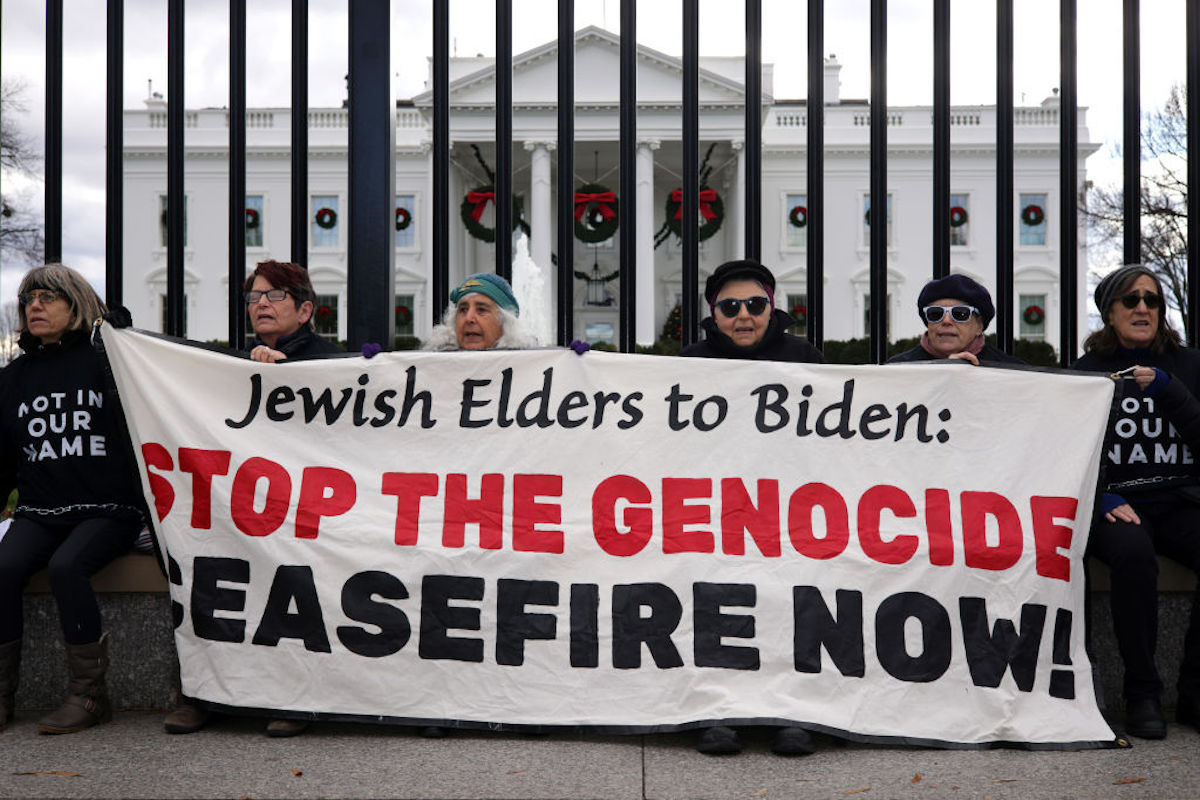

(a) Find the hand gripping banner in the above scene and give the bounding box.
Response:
[101,326,1118,748]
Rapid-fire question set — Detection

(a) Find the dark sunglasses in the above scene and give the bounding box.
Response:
[1118,291,1162,310]
[921,304,979,324]
[715,296,770,318]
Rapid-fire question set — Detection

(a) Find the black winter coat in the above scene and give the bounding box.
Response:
[680,310,825,363]
[249,328,343,361]
[888,342,1025,365]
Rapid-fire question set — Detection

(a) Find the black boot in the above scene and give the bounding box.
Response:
[0,639,19,731]
[38,634,112,735]
[1177,693,1200,732]
[1124,696,1167,740]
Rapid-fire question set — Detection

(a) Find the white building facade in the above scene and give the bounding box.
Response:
[122,27,1097,351]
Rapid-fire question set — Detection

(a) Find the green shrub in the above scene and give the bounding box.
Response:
[393,335,422,351]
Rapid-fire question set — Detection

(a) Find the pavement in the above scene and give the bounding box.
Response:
[1,711,1199,800]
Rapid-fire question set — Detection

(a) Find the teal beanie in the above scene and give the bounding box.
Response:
[449,273,520,315]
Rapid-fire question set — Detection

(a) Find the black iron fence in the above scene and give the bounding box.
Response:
[30,0,1200,365]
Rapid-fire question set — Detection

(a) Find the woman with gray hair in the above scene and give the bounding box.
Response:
[0,264,145,735]
[423,273,540,351]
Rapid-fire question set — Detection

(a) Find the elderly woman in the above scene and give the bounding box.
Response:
[888,274,1023,365]
[0,264,146,734]
[681,259,821,757]
[680,260,823,363]
[424,273,539,351]
[1071,264,1200,740]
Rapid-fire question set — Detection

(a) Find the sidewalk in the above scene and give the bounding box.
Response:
[1,711,1198,799]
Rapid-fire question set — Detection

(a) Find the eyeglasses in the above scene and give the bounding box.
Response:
[715,296,771,318]
[921,305,979,324]
[1118,291,1163,310]
[244,288,294,305]
[19,289,61,306]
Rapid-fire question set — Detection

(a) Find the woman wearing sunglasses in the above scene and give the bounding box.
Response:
[889,274,1023,365]
[680,259,824,364]
[0,264,148,735]
[1071,264,1200,741]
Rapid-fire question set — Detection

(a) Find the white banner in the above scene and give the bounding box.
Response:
[102,325,1117,747]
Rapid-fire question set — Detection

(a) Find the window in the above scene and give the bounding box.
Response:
[395,294,415,336]
[245,195,264,248]
[1019,293,1047,341]
[785,194,807,248]
[949,193,969,247]
[395,195,416,249]
[1019,193,1047,246]
[159,195,187,247]
[313,294,338,340]
[160,294,187,334]
[863,293,892,339]
[863,194,893,247]
[312,195,339,248]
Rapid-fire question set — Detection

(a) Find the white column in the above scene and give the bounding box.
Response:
[523,140,555,272]
[635,139,660,346]
[731,139,746,259]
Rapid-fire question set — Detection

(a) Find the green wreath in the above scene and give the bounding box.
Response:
[395,207,412,231]
[949,205,968,228]
[315,207,337,229]
[1022,304,1045,326]
[1021,204,1045,226]
[246,208,260,229]
[656,187,724,247]
[573,183,619,243]
[788,205,808,229]
[460,185,525,243]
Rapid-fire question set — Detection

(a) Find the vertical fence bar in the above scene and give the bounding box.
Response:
[106,0,124,306]
[869,0,888,364]
[432,0,450,320]
[1059,0,1078,366]
[681,0,699,347]
[556,1,575,345]
[1189,0,1199,346]
[45,0,63,263]
[618,0,637,352]
[228,0,247,346]
[744,0,762,263]
[1123,0,1141,266]
[291,0,308,267]
[166,0,186,336]
[346,0,395,351]
[932,0,950,280]
[995,0,1014,352]
[495,0,513,281]
[806,0,824,351]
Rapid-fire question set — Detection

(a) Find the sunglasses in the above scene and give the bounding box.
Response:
[1118,291,1162,310]
[19,289,61,306]
[244,288,294,305]
[715,296,771,318]
[921,305,979,324]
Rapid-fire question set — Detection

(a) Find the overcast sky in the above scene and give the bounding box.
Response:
[0,0,1190,296]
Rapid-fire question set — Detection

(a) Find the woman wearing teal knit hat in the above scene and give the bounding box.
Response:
[424,272,540,351]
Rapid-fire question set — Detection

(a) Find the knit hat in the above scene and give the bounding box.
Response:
[704,259,776,304]
[1094,264,1157,322]
[917,274,995,328]
[450,273,520,315]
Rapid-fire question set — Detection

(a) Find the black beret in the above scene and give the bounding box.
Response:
[917,274,995,328]
[704,259,776,304]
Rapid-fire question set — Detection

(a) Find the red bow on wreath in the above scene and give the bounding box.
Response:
[574,191,617,222]
[671,189,719,221]
[465,191,496,222]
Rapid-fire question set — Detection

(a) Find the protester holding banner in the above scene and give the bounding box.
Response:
[888,275,1023,365]
[423,273,539,351]
[682,259,820,756]
[1071,264,1200,740]
[164,259,342,738]
[0,264,146,735]
[680,260,824,364]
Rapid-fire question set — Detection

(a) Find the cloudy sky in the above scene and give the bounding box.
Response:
[0,0,1190,297]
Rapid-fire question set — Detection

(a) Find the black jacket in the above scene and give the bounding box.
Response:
[680,310,825,363]
[888,342,1025,365]
[1072,345,1200,497]
[250,328,343,361]
[0,330,144,522]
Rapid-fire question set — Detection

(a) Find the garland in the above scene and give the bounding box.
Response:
[1021,204,1045,226]
[395,207,412,231]
[315,207,337,229]
[246,208,260,229]
[573,183,619,243]
[949,205,968,228]
[1022,304,1045,326]
[788,205,808,229]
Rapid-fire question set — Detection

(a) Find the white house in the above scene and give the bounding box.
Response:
[122,26,1098,351]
